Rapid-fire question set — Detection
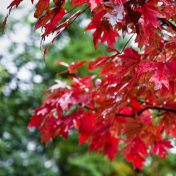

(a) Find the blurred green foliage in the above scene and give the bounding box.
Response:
[1,3,176,176]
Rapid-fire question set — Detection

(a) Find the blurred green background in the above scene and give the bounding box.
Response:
[1,1,176,176]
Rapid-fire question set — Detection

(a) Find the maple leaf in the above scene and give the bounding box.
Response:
[124,115,145,137]
[28,104,51,128]
[149,68,169,90]
[39,115,60,144]
[101,26,120,48]
[166,62,176,78]
[42,8,66,36]
[34,0,50,18]
[103,137,119,160]
[34,7,66,58]
[35,8,58,30]
[117,47,141,76]
[152,140,173,159]
[38,10,83,58]
[139,61,176,89]
[140,3,163,28]
[85,11,120,48]
[78,112,94,144]
[7,0,23,11]
[121,137,149,169]
[3,0,24,32]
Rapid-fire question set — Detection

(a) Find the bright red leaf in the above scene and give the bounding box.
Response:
[152,140,173,159]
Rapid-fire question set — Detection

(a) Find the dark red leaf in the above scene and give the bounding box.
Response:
[34,0,50,18]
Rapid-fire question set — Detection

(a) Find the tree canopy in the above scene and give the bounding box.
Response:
[3,0,176,170]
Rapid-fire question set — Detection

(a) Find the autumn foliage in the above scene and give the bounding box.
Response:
[4,0,176,169]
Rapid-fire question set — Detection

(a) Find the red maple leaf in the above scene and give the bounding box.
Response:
[117,47,141,76]
[152,140,173,159]
[85,11,120,48]
[138,3,164,28]
[7,0,23,11]
[121,137,149,169]
[34,0,50,18]
[139,61,176,89]
[78,112,94,144]
[101,27,120,48]
[3,0,24,32]
[103,137,119,160]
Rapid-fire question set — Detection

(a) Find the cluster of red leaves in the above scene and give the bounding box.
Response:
[4,0,176,169]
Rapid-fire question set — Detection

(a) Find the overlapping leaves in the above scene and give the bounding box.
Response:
[4,0,176,170]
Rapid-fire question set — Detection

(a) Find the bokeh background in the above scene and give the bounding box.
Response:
[1,1,176,176]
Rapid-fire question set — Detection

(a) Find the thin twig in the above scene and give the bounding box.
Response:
[121,33,135,54]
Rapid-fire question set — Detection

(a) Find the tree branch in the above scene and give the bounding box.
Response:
[158,18,176,32]
[115,106,176,117]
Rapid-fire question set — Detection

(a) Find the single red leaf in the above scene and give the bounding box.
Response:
[34,0,50,18]
[101,27,120,48]
[140,3,163,28]
[3,0,23,31]
[121,137,149,169]
[35,8,57,30]
[7,0,23,11]
[118,47,141,76]
[149,67,169,90]
[152,140,173,159]
[44,8,66,36]
[103,137,119,160]
[85,17,119,48]
[124,115,144,137]
[78,112,94,145]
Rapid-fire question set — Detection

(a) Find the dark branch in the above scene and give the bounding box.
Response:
[158,18,176,32]
[115,106,176,117]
